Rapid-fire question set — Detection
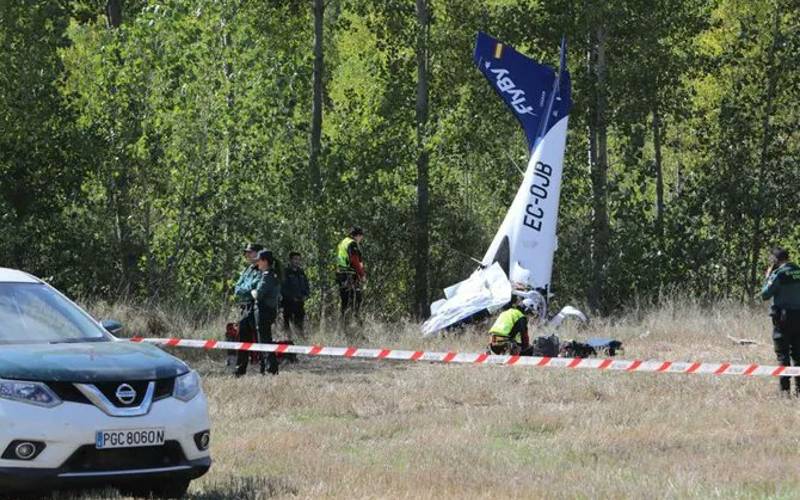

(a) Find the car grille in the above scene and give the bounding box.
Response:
[48,381,91,404]
[94,380,149,407]
[154,377,175,400]
[61,441,186,472]
[48,378,175,406]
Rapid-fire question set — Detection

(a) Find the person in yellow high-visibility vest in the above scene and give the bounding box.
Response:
[335,226,366,323]
[488,298,537,355]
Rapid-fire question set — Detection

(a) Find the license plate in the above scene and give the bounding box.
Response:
[95,428,165,449]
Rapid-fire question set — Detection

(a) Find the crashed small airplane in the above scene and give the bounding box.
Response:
[422,33,587,336]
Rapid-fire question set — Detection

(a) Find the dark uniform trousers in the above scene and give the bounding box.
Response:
[235,303,257,375]
[256,306,279,375]
[336,272,363,321]
[282,299,305,331]
[773,309,800,393]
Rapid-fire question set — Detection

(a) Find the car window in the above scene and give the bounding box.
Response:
[0,283,109,344]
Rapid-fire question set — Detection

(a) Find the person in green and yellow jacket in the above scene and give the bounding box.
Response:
[233,242,263,377]
[761,247,800,395]
[488,298,537,355]
[335,226,366,324]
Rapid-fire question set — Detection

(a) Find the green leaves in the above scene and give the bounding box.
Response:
[2,0,799,314]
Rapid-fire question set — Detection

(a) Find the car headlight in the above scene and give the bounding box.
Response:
[0,379,62,408]
[173,371,201,402]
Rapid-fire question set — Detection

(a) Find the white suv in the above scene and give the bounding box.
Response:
[0,268,211,498]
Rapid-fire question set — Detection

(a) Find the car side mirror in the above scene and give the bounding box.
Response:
[101,319,124,335]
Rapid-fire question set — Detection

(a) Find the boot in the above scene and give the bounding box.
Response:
[266,353,279,375]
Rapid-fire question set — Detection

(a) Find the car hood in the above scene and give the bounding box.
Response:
[0,341,189,382]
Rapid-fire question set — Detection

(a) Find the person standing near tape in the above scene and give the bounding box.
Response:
[335,226,366,325]
[233,243,264,377]
[253,249,281,375]
[282,251,310,334]
[488,298,537,355]
[761,247,800,395]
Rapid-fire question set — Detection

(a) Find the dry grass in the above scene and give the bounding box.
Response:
[60,299,800,498]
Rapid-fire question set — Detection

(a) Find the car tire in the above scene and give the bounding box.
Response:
[118,478,190,499]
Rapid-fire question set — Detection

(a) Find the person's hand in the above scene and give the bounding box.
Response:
[251,289,258,299]
[765,264,775,278]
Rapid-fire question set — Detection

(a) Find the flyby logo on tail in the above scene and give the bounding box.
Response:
[473,32,571,151]
[485,64,538,115]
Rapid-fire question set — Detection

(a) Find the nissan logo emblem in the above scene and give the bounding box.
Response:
[115,383,137,405]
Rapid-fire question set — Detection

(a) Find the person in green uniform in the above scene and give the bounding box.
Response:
[253,249,281,375]
[488,298,537,355]
[234,243,264,377]
[761,247,800,395]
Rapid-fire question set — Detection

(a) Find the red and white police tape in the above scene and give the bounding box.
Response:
[129,337,800,378]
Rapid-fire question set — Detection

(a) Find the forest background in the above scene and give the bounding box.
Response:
[2,0,799,322]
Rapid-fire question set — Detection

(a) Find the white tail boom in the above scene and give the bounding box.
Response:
[423,33,583,336]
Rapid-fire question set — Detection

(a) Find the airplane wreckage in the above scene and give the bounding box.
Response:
[423,33,588,336]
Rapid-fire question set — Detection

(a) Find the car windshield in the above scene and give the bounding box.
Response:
[0,283,109,344]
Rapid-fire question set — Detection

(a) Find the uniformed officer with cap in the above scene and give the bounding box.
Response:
[233,242,263,376]
[761,247,800,395]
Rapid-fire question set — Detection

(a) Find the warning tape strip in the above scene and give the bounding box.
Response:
[129,337,800,378]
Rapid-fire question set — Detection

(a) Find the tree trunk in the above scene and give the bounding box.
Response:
[414,0,430,319]
[748,7,781,294]
[144,197,154,296]
[104,0,137,295]
[310,0,327,323]
[105,0,122,28]
[652,99,665,241]
[588,23,610,313]
[220,9,237,303]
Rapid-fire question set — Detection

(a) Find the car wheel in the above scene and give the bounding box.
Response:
[118,478,190,499]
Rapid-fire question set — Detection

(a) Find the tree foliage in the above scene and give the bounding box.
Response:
[2,0,799,317]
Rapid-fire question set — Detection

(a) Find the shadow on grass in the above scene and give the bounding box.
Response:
[196,354,407,380]
[298,357,399,376]
[190,475,298,499]
[17,475,297,500]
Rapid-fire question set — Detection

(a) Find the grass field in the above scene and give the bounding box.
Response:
[57,299,800,498]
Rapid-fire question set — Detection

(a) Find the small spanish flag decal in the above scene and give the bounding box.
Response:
[494,43,504,59]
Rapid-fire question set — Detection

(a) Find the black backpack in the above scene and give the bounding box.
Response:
[532,334,560,357]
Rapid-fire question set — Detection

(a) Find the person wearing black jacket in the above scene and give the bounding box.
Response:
[282,251,310,334]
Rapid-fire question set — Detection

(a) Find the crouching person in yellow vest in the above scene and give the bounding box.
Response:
[488,298,537,355]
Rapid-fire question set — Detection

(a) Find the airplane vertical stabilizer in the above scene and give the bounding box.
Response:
[423,34,573,336]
